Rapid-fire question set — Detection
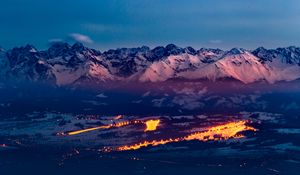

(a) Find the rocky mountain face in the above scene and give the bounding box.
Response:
[0,43,300,86]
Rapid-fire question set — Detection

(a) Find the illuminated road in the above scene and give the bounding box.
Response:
[65,119,160,135]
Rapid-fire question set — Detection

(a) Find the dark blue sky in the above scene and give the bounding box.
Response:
[1,0,300,50]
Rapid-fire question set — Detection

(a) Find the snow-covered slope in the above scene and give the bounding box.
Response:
[137,54,205,82]
[138,47,300,84]
[46,43,116,85]
[179,49,273,83]
[0,43,299,85]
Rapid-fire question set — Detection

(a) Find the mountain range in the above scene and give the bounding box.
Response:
[0,42,300,86]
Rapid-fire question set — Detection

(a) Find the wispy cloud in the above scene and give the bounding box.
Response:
[68,33,94,44]
[48,33,95,46]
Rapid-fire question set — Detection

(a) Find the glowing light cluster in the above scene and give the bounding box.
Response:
[144,119,160,131]
[116,121,256,151]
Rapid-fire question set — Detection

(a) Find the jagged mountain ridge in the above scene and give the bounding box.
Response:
[0,43,300,85]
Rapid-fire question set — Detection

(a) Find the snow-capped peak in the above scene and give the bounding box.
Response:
[227,48,247,55]
[0,43,300,85]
